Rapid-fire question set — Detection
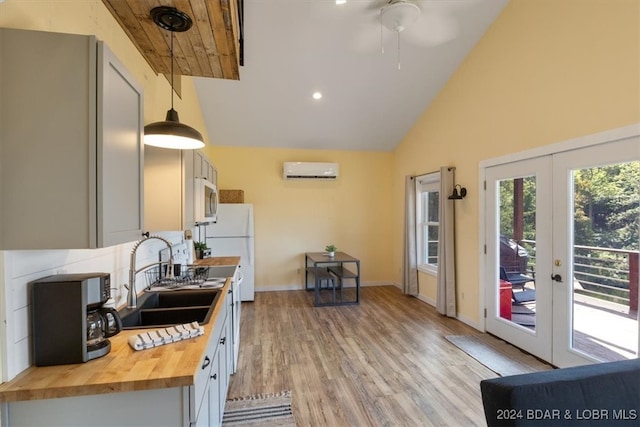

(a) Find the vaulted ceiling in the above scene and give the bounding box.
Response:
[106,0,510,152]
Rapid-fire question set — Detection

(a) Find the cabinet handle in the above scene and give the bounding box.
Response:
[202,356,211,370]
[211,373,217,380]
[142,231,150,238]
[220,337,226,345]
[228,289,232,294]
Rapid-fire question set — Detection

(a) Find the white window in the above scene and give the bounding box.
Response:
[416,172,440,275]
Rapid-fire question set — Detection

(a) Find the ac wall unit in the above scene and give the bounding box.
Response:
[283,162,339,180]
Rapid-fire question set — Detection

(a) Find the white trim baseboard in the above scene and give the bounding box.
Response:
[413,293,483,331]
[255,281,397,293]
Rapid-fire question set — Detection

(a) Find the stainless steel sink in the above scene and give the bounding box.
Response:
[118,289,221,329]
[206,265,237,279]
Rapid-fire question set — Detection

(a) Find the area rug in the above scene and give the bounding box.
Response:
[445,334,553,377]
[222,390,295,426]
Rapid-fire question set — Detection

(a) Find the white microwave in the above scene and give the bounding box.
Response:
[194,178,218,224]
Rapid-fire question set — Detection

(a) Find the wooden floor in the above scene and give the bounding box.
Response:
[227,286,502,426]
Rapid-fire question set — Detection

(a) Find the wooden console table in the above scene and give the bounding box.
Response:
[305,252,360,306]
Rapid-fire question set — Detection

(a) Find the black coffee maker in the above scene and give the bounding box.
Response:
[31,273,122,366]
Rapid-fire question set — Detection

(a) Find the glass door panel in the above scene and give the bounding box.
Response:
[552,137,640,367]
[498,177,537,328]
[570,162,639,361]
[485,157,553,361]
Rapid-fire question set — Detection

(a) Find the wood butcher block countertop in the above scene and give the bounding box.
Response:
[193,256,240,268]
[0,256,240,403]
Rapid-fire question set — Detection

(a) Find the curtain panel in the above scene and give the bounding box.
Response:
[437,167,457,317]
[402,176,419,295]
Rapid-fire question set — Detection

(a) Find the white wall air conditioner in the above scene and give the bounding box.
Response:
[283,162,339,180]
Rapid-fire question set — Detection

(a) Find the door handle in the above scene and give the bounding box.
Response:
[551,274,563,283]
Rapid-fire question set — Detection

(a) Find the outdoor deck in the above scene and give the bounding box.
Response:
[507,289,638,362]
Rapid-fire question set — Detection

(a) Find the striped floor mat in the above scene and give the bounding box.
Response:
[222,390,295,426]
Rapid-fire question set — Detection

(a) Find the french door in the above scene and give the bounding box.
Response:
[485,136,640,367]
[485,157,553,361]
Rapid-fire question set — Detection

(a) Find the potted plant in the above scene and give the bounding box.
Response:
[194,241,211,259]
[325,244,337,257]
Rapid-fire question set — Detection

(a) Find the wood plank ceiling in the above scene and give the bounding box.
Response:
[102,0,240,80]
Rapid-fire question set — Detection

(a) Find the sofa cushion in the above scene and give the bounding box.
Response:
[480,358,640,426]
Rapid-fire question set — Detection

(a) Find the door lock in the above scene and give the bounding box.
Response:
[554,259,562,267]
[551,274,563,283]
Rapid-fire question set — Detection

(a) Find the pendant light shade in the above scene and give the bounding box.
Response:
[144,6,205,150]
[144,109,204,149]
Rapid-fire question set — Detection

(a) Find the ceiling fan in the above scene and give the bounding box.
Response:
[353,0,460,68]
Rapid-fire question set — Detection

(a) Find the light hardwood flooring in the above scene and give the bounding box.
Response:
[227,285,501,426]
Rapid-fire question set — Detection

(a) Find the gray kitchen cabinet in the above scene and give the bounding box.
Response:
[145,148,216,232]
[0,28,144,249]
[4,290,233,427]
[229,266,242,374]
[194,290,229,427]
[197,290,231,427]
[194,150,218,185]
[144,146,193,232]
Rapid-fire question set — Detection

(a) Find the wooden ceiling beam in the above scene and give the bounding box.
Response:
[102,0,240,80]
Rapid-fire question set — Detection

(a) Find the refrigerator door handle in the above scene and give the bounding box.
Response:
[245,239,253,265]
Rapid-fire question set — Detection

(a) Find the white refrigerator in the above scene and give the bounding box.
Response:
[205,204,255,301]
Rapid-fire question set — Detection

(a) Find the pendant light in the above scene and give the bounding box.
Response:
[144,6,205,150]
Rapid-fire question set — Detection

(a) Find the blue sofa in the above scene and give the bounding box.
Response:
[480,358,640,426]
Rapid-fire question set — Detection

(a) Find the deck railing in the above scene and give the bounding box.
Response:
[518,240,638,313]
[573,245,638,313]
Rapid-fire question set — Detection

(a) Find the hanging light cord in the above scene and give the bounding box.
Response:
[380,9,402,70]
[380,10,384,54]
[170,30,175,111]
[397,31,401,70]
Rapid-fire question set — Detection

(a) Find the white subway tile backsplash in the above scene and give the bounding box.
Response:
[14,337,30,375]
[13,306,29,343]
[1,231,183,380]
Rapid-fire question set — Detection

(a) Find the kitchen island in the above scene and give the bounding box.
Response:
[0,256,240,427]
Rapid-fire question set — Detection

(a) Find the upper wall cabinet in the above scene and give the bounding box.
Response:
[144,147,216,232]
[0,29,144,249]
[194,150,218,185]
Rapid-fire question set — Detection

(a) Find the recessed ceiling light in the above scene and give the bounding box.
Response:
[336,0,346,5]
[312,92,322,100]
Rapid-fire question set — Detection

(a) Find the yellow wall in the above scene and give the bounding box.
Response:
[392,0,640,322]
[208,146,394,288]
[2,0,638,319]
[0,0,210,148]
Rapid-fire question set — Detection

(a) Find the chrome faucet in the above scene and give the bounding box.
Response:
[127,235,174,308]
